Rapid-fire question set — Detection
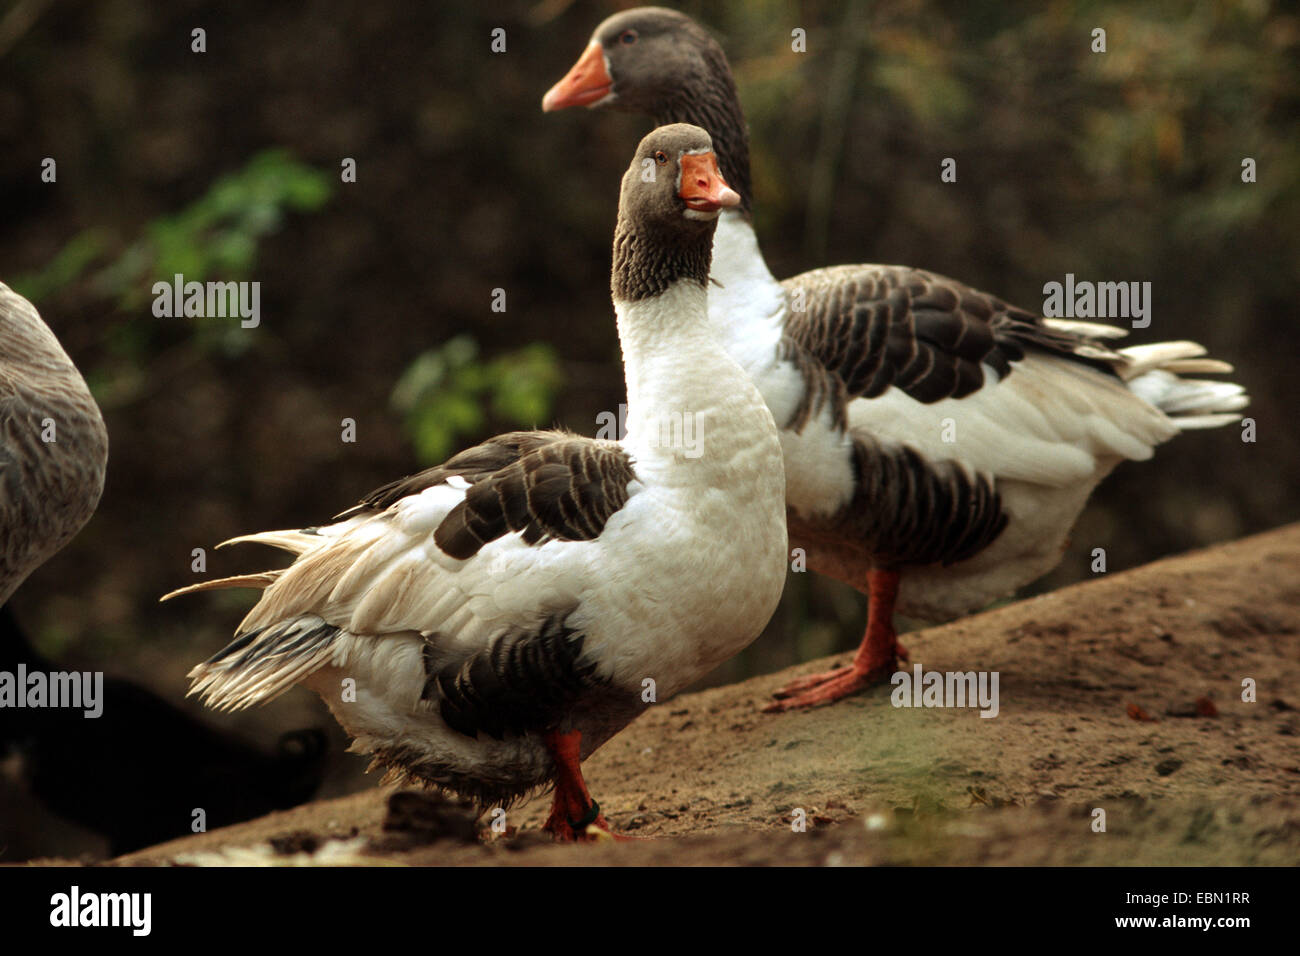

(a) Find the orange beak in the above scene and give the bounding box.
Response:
[542,42,614,111]
[679,152,742,212]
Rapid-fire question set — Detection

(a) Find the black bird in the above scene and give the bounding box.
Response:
[1,603,328,857]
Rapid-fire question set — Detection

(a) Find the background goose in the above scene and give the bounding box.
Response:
[164,124,788,840]
[543,7,1250,710]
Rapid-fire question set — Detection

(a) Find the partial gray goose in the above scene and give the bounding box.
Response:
[164,124,787,840]
[0,285,328,859]
[0,283,108,606]
[543,7,1249,710]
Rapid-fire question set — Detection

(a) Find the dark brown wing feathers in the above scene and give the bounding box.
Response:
[792,433,1008,571]
[781,265,1117,427]
[426,612,603,741]
[337,431,637,561]
[781,267,1056,568]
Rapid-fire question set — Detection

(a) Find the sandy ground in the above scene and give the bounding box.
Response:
[91,523,1300,866]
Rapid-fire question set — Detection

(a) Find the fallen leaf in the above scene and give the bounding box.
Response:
[1127,702,1159,722]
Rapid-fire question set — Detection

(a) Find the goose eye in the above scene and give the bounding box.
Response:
[654,151,668,166]
[620,30,638,44]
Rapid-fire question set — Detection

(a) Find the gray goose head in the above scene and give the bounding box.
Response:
[611,123,741,303]
[543,7,753,214]
[0,284,108,605]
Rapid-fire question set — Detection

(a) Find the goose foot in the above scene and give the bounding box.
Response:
[763,656,897,712]
[540,729,634,842]
[541,800,617,842]
[764,568,903,712]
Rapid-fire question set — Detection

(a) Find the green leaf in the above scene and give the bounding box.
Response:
[392,337,564,466]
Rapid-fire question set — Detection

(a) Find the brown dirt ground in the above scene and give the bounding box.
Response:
[91,523,1300,866]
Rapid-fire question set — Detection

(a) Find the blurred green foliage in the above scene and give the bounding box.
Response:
[15,150,333,309]
[391,335,563,464]
[12,229,108,305]
[109,149,333,306]
[13,150,336,403]
[12,149,561,458]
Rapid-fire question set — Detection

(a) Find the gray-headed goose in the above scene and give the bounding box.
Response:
[544,8,1249,710]
[164,124,788,840]
[0,283,108,607]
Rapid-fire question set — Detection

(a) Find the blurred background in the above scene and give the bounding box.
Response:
[1,0,1296,859]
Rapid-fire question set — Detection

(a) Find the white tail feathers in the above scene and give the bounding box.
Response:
[159,529,323,602]
[1117,341,1220,378]
[167,527,351,709]
[187,616,340,711]
[217,528,325,555]
[1039,330,1249,430]
[1118,342,1249,430]
[160,570,284,602]
[1043,317,1130,340]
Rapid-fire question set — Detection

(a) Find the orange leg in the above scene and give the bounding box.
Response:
[540,729,631,842]
[764,568,904,712]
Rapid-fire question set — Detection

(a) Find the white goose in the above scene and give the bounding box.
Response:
[1,283,108,607]
[164,124,788,840]
[543,8,1249,710]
